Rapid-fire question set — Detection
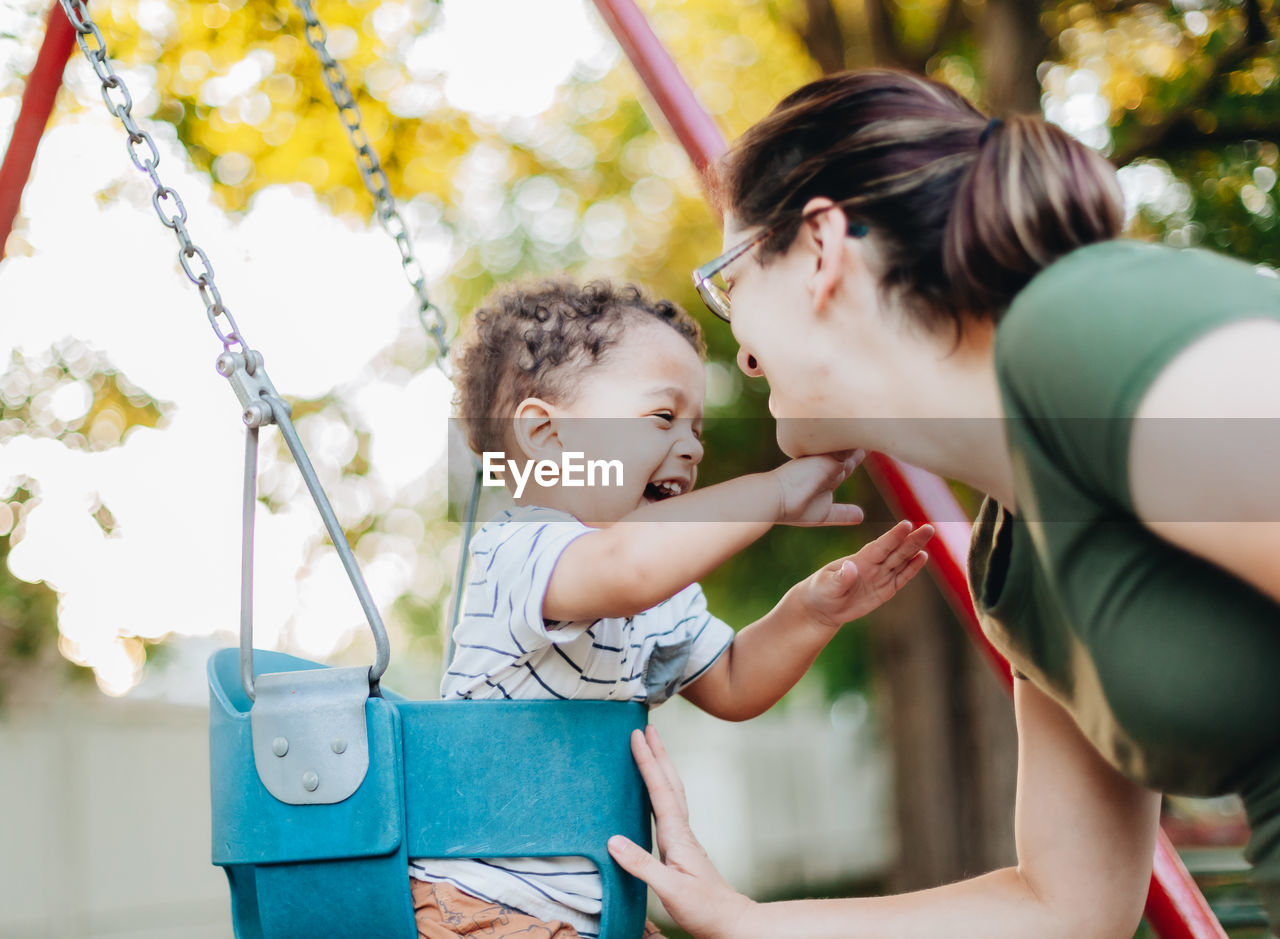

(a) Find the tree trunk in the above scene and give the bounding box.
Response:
[981,0,1050,114]
[869,532,1018,891]
[800,0,848,75]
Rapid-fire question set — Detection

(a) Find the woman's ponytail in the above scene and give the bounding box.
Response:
[943,115,1124,315]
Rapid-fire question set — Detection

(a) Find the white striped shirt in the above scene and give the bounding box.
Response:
[410,505,733,936]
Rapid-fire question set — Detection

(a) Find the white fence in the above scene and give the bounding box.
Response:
[0,684,891,937]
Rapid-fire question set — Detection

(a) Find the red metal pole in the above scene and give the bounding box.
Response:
[863,452,1014,690]
[1148,831,1235,939]
[0,1,76,262]
[590,1,1227,936]
[588,0,725,172]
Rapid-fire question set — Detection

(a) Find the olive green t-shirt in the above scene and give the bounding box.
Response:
[966,239,1280,922]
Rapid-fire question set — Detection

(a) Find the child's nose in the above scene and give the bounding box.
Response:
[676,429,704,464]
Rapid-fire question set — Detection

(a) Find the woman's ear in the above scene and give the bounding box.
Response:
[511,398,561,462]
[800,196,851,314]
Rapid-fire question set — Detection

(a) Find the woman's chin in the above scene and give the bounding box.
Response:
[775,421,817,459]
[776,418,862,459]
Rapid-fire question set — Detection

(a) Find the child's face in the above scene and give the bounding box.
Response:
[515,318,706,524]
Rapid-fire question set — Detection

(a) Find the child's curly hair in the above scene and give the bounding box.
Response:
[452,277,704,456]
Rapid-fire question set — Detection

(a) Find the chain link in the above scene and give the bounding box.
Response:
[291,0,450,365]
[57,0,248,353]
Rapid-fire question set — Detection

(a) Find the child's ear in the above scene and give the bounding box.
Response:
[512,398,561,461]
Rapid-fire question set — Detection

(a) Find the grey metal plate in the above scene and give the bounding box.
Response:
[249,666,371,805]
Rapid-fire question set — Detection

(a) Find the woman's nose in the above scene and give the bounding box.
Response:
[736,346,763,377]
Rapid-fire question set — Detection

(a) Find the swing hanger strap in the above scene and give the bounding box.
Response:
[228,349,391,699]
[290,0,450,366]
[58,0,248,354]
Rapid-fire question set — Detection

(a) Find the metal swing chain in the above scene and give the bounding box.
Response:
[57,0,249,354]
[61,0,474,674]
[64,0,470,673]
[292,0,483,664]
[291,0,451,367]
[58,0,395,696]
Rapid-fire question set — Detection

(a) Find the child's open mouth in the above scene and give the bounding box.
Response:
[643,478,687,502]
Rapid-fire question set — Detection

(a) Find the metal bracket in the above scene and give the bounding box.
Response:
[249,667,371,805]
[216,349,290,428]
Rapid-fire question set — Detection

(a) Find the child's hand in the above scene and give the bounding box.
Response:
[771,450,866,526]
[800,520,935,628]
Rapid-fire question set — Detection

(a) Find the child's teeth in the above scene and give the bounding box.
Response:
[648,480,683,498]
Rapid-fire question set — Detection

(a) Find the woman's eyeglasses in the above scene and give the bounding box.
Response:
[691,207,867,323]
[691,226,774,324]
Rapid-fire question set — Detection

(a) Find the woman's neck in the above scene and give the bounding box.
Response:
[860,319,1018,507]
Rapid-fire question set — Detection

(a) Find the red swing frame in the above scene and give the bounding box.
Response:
[0,3,1228,936]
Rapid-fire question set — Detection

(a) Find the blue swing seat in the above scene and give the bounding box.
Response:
[209,648,652,939]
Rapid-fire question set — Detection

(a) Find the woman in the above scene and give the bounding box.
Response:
[606,69,1280,938]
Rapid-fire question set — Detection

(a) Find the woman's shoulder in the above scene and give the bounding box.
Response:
[995,239,1280,420]
[1005,239,1278,323]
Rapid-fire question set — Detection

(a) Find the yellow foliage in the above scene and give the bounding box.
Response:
[647,0,819,137]
[80,0,814,273]
[96,0,475,215]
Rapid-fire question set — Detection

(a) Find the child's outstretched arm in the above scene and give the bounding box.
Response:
[679,520,934,722]
[543,453,865,622]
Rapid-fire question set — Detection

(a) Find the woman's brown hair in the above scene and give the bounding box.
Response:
[714,69,1124,329]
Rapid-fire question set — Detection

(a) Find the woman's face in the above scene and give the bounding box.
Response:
[720,207,888,457]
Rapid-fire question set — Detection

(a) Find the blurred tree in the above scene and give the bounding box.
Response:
[0,340,175,706]
[0,481,78,706]
[4,0,1278,902]
[0,341,171,702]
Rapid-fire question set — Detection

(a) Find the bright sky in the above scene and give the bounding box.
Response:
[0,0,613,697]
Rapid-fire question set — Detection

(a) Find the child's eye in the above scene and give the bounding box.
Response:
[653,411,675,424]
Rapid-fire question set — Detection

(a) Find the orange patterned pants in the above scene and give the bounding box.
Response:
[411,879,667,939]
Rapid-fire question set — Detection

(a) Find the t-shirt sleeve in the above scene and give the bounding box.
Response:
[995,241,1280,512]
[474,512,596,651]
[642,584,734,706]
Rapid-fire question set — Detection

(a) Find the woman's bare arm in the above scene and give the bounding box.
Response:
[1129,319,1280,605]
[610,680,1161,939]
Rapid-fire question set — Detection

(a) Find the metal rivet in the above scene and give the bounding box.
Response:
[271,737,289,757]
[243,401,272,427]
[331,738,347,754]
[302,771,319,792]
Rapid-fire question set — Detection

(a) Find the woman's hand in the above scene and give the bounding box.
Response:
[607,727,756,939]
[798,519,935,628]
[771,450,866,526]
